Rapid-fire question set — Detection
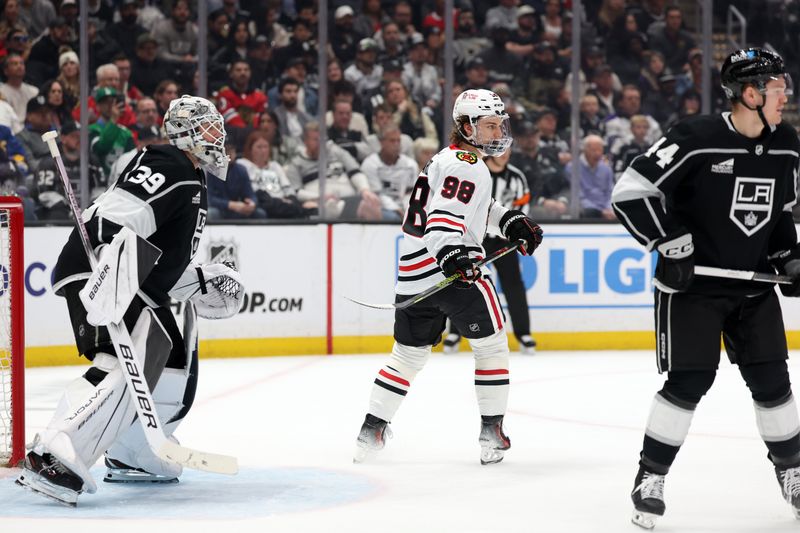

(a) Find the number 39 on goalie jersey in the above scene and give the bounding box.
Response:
[396,145,509,295]
[612,112,800,294]
[53,144,209,306]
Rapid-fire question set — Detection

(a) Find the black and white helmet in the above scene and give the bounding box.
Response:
[720,48,791,101]
[452,89,512,157]
[163,95,229,178]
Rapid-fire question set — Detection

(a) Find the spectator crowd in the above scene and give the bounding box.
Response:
[0,0,773,222]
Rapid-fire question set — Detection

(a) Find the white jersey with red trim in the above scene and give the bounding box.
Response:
[396,144,510,295]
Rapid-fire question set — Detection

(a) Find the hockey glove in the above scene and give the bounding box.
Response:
[500,210,543,255]
[437,245,481,288]
[169,261,244,318]
[654,232,694,293]
[769,246,800,297]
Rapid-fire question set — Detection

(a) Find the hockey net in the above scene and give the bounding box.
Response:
[0,197,23,467]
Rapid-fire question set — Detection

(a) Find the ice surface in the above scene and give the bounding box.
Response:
[3,351,800,532]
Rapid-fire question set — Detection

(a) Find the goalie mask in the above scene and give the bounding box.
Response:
[452,89,513,157]
[163,95,230,179]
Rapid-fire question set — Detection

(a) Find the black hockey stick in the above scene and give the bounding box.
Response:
[694,265,793,285]
[41,131,237,475]
[345,240,525,310]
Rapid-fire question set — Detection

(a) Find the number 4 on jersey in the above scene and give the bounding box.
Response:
[646,137,680,169]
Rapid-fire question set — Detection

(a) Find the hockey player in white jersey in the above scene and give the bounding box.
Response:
[353,89,543,465]
[16,95,243,506]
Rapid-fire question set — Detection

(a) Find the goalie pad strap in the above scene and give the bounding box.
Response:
[196,266,207,295]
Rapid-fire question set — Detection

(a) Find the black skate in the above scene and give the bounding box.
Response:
[478,415,511,465]
[631,465,666,529]
[353,414,392,463]
[16,452,84,507]
[518,335,537,355]
[443,333,461,354]
[775,464,800,518]
[104,457,179,484]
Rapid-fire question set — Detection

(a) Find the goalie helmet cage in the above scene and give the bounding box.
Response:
[0,197,23,467]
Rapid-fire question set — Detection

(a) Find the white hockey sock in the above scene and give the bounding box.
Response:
[368,342,430,422]
[755,394,800,445]
[644,392,695,447]
[470,331,510,416]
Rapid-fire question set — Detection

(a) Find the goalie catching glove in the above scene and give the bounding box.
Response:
[169,261,244,319]
[500,210,543,255]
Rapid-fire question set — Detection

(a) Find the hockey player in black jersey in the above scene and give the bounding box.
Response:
[612,48,800,528]
[16,95,244,506]
[353,89,543,465]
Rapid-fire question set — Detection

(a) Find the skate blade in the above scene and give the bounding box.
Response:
[631,509,659,529]
[480,447,505,465]
[16,472,79,507]
[104,470,179,484]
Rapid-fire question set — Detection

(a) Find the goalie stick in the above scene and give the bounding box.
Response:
[345,240,525,310]
[41,131,237,475]
[694,265,793,285]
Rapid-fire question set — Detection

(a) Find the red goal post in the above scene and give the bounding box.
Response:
[0,196,24,467]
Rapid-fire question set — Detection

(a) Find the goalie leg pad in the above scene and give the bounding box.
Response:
[368,342,431,422]
[31,308,173,494]
[106,306,195,481]
[469,330,510,416]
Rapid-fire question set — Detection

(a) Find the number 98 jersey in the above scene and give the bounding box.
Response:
[397,145,509,295]
[53,144,208,306]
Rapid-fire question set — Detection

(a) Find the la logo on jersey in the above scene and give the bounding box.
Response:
[729,177,774,236]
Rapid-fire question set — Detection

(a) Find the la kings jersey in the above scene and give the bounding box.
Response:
[397,145,509,295]
[612,112,799,295]
[53,144,208,306]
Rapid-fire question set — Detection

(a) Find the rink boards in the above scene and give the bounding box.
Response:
[20,223,800,365]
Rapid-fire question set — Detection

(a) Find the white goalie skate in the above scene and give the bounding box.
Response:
[631,466,666,529]
[353,415,392,463]
[479,415,511,465]
[775,464,800,518]
[104,457,179,484]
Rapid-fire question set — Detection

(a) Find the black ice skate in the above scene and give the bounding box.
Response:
[103,457,179,484]
[518,335,537,355]
[631,465,666,529]
[353,414,392,463]
[775,464,800,518]
[478,415,511,465]
[443,333,461,354]
[16,451,84,507]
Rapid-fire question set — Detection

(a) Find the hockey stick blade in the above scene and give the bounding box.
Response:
[158,440,238,475]
[694,265,793,285]
[346,240,524,310]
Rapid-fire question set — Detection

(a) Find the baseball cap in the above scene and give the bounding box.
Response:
[26,95,48,114]
[94,86,119,100]
[61,120,80,135]
[409,32,425,47]
[466,56,487,70]
[136,33,157,47]
[382,58,403,72]
[358,37,379,52]
[517,5,536,17]
[50,16,70,28]
[516,121,538,136]
[60,0,77,7]
[334,5,354,19]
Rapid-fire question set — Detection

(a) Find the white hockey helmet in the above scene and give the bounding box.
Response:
[163,95,229,178]
[452,88,512,157]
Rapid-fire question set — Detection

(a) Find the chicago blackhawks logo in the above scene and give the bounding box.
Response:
[455,151,478,164]
[729,177,773,236]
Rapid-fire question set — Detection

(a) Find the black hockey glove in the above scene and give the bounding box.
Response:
[500,210,543,255]
[437,245,481,288]
[769,245,800,297]
[654,231,694,293]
